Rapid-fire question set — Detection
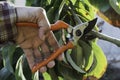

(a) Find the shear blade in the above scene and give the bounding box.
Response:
[84,18,98,34]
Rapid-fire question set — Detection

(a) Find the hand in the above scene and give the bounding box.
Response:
[15,26,63,73]
[15,7,63,73]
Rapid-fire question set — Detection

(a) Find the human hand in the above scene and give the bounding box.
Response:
[15,7,63,73]
[15,26,63,73]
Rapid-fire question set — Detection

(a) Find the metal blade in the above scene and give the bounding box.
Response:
[84,18,97,34]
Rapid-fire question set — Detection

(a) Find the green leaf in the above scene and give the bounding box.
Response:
[43,72,52,80]
[15,55,26,80]
[88,0,110,12]
[26,0,34,6]
[46,0,66,22]
[109,0,120,15]
[47,7,55,23]
[12,47,24,66]
[84,42,107,79]
[0,67,14,80]
[71,0,77,5]
[32,71,39,80]
[47,0,51,4]
[47,68,59,80]
[78,40,94,71]
[70,44,83,67]
[55,0,67,21]
[57,62,83,80]
[66,49,86,73]
[22,57,32,80]
[1,44,16,73]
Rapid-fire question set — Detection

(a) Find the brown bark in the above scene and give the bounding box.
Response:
[97,7,120,27]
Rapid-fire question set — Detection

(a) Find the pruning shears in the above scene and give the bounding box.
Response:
[16,18,97,73]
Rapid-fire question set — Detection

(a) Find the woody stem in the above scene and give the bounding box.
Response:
[90,30,120,47]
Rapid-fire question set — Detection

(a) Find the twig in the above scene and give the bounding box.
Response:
[90,30,120,47]
[65,3,83,24]
[68,7,83,24]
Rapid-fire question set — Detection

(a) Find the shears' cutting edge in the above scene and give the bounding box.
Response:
[16,18,97,73]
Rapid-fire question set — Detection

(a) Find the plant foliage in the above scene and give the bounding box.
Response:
[1,0,120,80]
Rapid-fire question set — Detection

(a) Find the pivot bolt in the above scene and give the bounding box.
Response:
[75,30,82,36]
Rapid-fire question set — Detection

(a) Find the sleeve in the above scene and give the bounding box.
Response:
[0,1,17,43]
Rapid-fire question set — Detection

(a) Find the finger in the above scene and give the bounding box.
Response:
[33,48,42,63]
[47,60,55,68]
[57,54,64,61]
[33,48,48,73]
[41,42,50,58]
[46,31,59,51]
[40,43,56,68]
[39,66,47,73]
[33,36,43,48]
[23,48,35,70]
[39,26,50,41]
[46,31,64,61]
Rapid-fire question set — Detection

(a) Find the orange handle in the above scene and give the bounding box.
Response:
[32,41,74,73]
[51,20,69,30]
[16,23,38,28]
[16,20,69,31]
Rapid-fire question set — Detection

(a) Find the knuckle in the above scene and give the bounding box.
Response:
[36,7,46,15]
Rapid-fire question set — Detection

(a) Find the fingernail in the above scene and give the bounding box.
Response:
[57,53,64,61]
[47,60,55,68]
[40,66,47,73]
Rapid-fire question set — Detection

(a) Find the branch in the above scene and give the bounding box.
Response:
[90,30,120,47]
